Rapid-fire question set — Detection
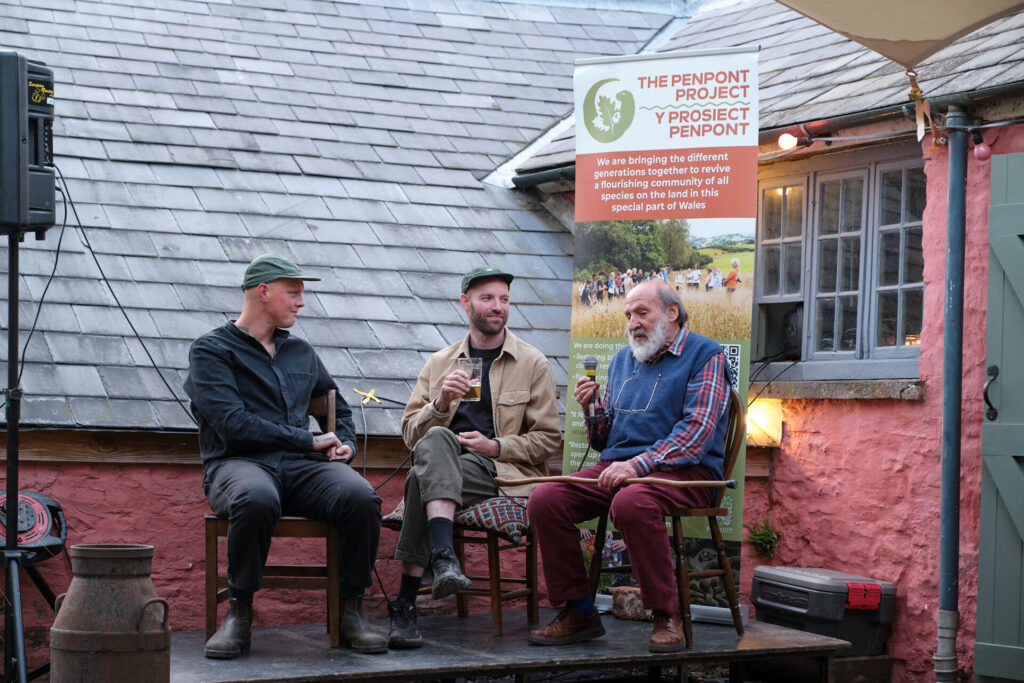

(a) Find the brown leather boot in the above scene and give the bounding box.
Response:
[528,605,605,646]
[649,609,687,652]
[340,596,388,654]
[204,598,252,659]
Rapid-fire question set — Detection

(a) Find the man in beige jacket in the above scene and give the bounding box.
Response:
[388,266,560,649]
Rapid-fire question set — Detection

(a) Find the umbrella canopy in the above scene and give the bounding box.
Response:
[776,0,1024,68]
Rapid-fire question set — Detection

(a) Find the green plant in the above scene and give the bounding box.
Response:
[744,516,781,560]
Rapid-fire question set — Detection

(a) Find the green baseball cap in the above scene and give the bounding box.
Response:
[242,254,321,290]
[461,266,514,294]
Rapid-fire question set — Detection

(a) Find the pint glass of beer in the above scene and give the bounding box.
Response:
[456,357,482,401]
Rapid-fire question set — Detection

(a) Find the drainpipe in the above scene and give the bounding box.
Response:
[933,104,968,681]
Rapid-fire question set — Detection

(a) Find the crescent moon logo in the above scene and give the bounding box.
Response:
[582,78,635,143]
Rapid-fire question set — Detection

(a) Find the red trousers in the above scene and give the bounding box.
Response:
[528,460,714,614]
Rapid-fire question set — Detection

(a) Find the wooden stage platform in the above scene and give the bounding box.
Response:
[169,609,850,683]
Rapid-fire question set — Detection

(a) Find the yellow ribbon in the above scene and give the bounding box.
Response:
[354,388,382,405]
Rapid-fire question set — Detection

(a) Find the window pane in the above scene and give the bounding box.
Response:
[762,245,780,296]
[839,295,858,350]
[783,243,802,295]
[816,298,836,351]
[785,185,803,238]
[818,239,837,293]
[877,291,898,347]
[841,178,863,233]
[879,230,900,286]
[820,181,840,235]
[840,236,860,292]
[902,288,923,346]
[906,167,926,223]
[763,188,782,240]
[904,226,923,284]
[880,170,902,225]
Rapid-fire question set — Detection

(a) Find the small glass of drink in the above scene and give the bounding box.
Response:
[456,357,482,402]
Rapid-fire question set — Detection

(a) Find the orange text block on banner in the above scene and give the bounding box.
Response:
[575,146,756,222]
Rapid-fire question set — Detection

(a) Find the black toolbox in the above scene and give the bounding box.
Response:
[751,566,896,657]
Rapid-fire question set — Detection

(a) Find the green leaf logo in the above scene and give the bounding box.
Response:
[582,78,635,143]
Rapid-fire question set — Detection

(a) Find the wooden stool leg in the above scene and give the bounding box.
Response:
[327,523,341,648]
[205,518,218,641]
[709,518,743,635]
[487,533,503,636]
[455,528,469,618]
[672,516,693,648]
[526,529,539,624]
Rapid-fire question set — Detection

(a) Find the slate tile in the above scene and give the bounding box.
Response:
[259,193,334,220]
[349,348,426,379]
[318,293,398,323]
[22,397,75,426]
[60,83,116,105]
[104,205,181,233]
[315,347,359,380]
[253,133,320,156]
[70,396,157,428]
[388,297,465,326]
[313,140,381,163]
[102,141,173,164]
[125,123,197,146]
[170,210,248,238]
[125,336,196,371]
[339,179,408,203]
[194,189,268,215]
[150,310,230,340]
[368,321,448,352]
[324,197,395,223]
[519,303,572,331]
[297,318,379,349]
[127,184,203,211]
[385,202,459,228]
[353,161,424,185]
[399,185,469,208]
[62,179,134,206]
[238,214,315,242]
[16,301,80,334]
[46,332,134,365]
[153,399,199,429]
[295,156,362,178]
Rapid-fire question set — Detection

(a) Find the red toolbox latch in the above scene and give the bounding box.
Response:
[845,581,882,610]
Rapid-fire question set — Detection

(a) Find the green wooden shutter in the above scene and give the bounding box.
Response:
[975,152,1024,682]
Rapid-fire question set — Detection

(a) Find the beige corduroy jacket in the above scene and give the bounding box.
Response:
[401,330,560,498]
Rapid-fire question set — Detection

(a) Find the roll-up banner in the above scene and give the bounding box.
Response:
[568,47,758,608]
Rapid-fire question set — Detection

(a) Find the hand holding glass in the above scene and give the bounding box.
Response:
[456,357,482,402]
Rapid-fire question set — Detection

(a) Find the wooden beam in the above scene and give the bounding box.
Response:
[0,430,414,468]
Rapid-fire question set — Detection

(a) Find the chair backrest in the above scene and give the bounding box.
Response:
[712,388,746,507]
[307,389,336,434]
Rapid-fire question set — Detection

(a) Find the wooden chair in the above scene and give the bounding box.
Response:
[588,387,746,648]
[382,495,539,636]
[452,499,539,636]
[205,390,343,646]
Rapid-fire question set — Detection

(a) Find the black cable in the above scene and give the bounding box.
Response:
[17,184,70,385]
[748,359,799,407]
[53,164,197,426]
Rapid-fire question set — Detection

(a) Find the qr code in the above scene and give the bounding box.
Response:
[720,343,741,392]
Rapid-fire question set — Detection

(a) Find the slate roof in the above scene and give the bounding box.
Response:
[516,0,1024,174]
[0,0,672,435]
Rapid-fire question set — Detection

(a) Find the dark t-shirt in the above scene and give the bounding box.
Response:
[447,344,502,439]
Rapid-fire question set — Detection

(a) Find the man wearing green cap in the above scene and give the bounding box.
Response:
[387,266,560,649]
[185,254,386,659]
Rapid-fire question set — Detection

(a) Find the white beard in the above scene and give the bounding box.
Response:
[628,314,670,363]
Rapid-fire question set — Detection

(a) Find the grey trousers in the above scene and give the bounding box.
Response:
[395,426,498,567]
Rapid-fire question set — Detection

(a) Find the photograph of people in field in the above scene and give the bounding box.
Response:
[571,217,754,342]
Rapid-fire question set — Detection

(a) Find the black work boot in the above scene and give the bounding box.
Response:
[387,598,423,649]
[429,546,471,599]
[204,598,252,659]
[339,596,388,654]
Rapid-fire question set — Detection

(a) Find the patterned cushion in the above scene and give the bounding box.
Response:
[382,497,531,545]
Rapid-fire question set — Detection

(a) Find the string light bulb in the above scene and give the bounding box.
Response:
[777,133,811,151]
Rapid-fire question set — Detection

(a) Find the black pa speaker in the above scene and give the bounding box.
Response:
[0,51,55,234]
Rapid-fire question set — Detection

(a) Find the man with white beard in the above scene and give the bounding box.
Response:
[527,280,732,653]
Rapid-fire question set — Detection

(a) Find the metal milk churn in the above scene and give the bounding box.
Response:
[50,544,170,683]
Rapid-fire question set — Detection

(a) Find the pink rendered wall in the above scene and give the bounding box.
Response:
[739,123,1024,681]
